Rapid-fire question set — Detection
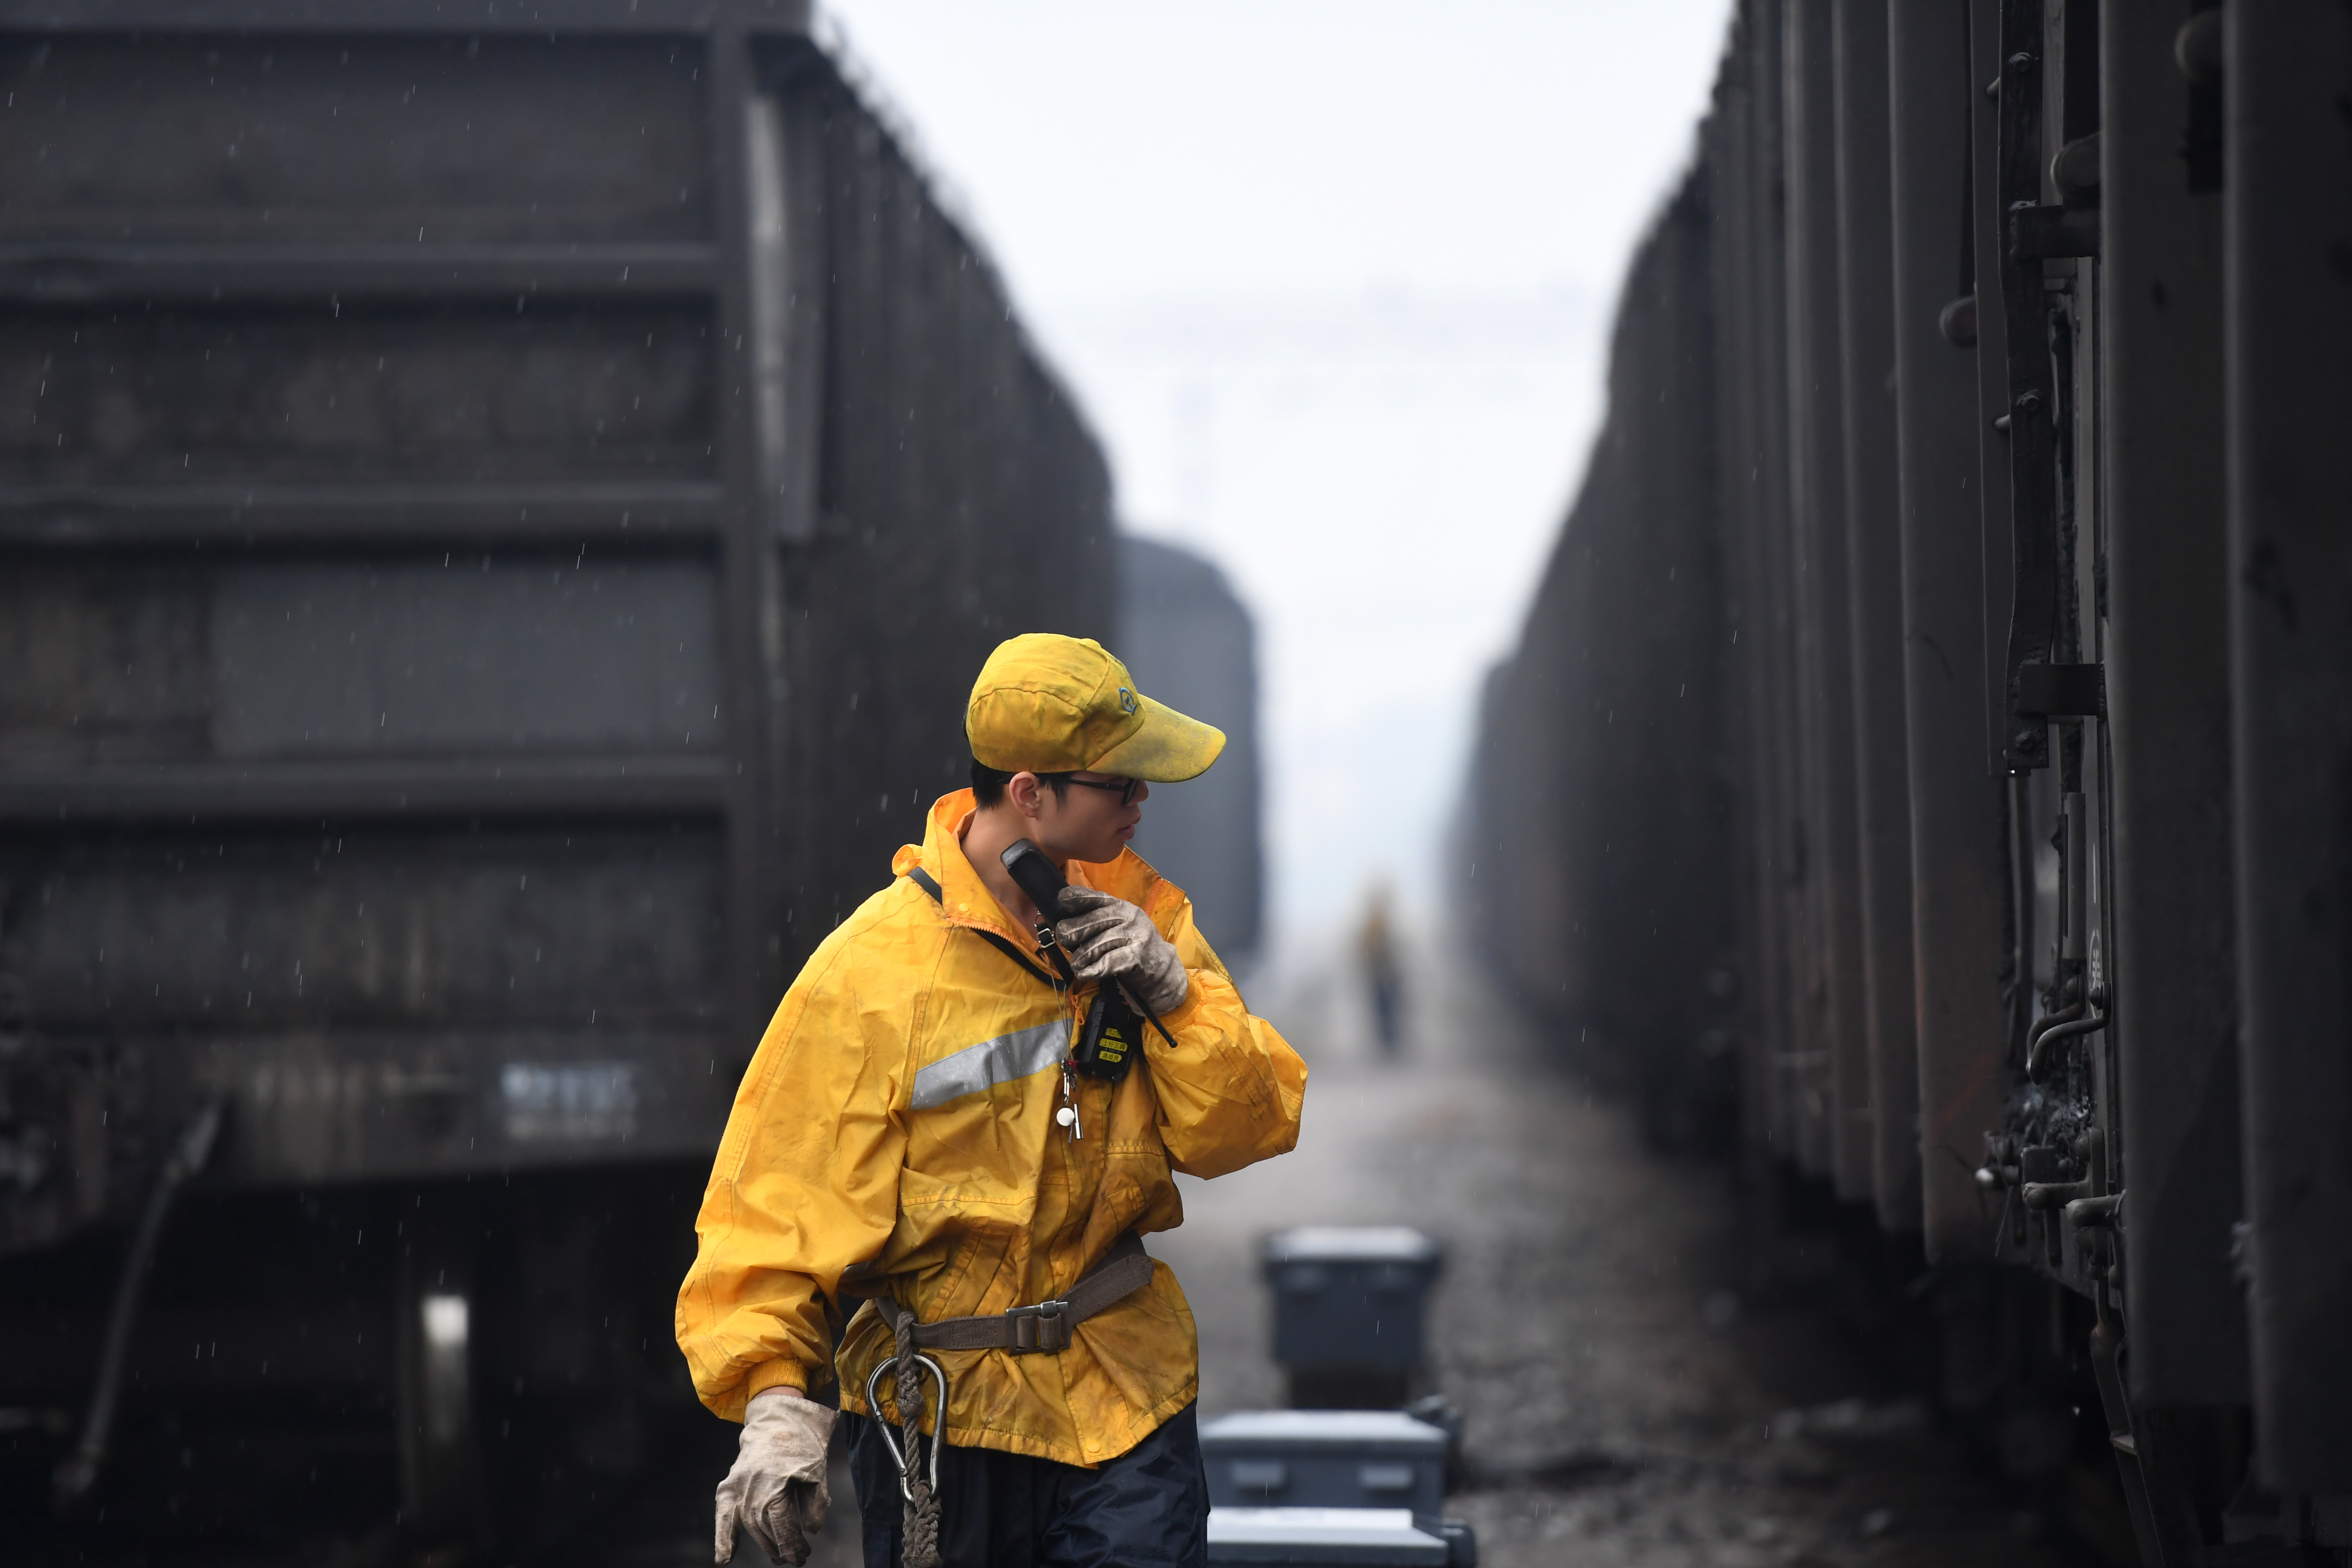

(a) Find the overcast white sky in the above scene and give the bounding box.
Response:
[822,1,1731,941]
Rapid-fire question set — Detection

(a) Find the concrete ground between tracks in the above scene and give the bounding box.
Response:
[1160,936,2096,1568]
[808,931,2099,1568]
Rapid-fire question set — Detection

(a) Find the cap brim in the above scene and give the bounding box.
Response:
[1089,698,1226,782]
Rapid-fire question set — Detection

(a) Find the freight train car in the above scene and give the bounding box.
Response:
[1117,536,1263,965]
[0,2,1112,1554]
[1462,2,2352,1561]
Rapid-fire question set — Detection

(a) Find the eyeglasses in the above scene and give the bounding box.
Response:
[1056,774,1143,807]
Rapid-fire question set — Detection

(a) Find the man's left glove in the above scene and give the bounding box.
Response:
[1054,888,1190,1016]
[715,1388,836,1566]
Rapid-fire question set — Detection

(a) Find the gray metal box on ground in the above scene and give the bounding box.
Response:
[1261,1227,1444,1370]
[1201,1410,1449,1516]
[1206,1508,1450,1566]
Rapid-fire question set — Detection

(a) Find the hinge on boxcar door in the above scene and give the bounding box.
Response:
[2008,203,2101,260]
[2014,135,2102,261]
[2014,663,2105,718]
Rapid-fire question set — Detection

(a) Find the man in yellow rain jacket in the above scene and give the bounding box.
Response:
[677,633,1307,1568]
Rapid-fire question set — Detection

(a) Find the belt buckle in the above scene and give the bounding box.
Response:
[1004,1298,1071,1354]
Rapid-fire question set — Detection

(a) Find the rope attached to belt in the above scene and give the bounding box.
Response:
[877,1299,943,1568]
[856,1234,1157,1568]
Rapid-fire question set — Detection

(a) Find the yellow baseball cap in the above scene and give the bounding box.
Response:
[966,634,1226,782]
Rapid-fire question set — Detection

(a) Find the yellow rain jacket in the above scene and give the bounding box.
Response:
[675,789,1307,1466]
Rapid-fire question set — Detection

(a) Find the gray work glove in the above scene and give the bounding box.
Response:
[715,1388,835,1566]
[1055,887,1190,1016]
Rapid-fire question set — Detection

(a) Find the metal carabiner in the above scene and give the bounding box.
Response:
[864,1353,949,1502]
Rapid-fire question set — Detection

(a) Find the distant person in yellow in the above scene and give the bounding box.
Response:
[677,634,1307,1568]
[1358,881,1405,1056]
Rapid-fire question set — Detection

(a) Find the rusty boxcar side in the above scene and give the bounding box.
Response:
[1465,1,2352,1557]
[0,1,1111,1545]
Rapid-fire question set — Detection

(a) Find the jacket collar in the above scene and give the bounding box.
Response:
[892,790,1031,947]
[890,790,1177,943]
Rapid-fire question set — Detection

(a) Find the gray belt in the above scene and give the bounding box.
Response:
[860,1233,1155,1356]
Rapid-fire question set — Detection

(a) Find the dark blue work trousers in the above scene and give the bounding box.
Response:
[842,1404,1208,1568]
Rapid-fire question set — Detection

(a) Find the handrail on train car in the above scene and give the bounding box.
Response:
[51,1098,225,1512]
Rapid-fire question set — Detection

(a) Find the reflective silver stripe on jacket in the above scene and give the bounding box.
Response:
[911,1018,1068,1109]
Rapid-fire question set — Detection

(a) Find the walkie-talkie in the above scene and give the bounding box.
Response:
[1001,839,1143,1082]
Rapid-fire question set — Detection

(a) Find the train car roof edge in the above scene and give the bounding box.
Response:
[0,0,813,35]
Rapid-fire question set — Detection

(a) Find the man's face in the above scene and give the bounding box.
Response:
[1025,771,1150,866]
